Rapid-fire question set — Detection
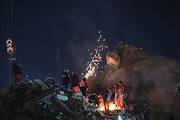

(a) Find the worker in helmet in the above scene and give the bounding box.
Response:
[102,86,112,111]
[115,81,125,108]
[79,78,88,97]
[62,69,70,89]
[114,83,119,106]
[45,73,56,89]
[70,71,79,92]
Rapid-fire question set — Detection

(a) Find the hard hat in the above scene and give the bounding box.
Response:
[49,73,54,76]
[64,69,69,73]
[83,78,86,81]
[119,81,122,84]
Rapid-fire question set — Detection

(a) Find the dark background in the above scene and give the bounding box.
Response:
[0,0,180,86]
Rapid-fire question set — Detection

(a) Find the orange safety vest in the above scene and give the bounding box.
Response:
[79,81,87,87]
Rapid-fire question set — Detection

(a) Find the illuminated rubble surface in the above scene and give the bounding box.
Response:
[0,79,146,120]
[87,42,180,120]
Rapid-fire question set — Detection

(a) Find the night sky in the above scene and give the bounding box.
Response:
[0,0,180,86]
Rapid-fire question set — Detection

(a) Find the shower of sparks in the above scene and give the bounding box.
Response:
[83,31,108,79]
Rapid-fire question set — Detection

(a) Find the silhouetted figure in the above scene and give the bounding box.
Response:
[79,78,88,97]
[12,61,22,84]
[102,86,112,111]
[62,69,70,89]
[70,72,79,92]
[45,73,56,89]
[115,81,125,107]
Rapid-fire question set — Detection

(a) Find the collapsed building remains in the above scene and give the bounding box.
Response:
[0,78,140,120]
[87,41,180,120]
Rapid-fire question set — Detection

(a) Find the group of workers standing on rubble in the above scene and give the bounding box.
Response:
[12,63,125,111]
[102,81,125,111]
[61,69,88,97]
[45,69,88,97]
[11,63,88,97]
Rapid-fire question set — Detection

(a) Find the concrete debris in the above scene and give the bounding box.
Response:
[56,94,68,101]
[92,41,180,119]
[0,87,10,95]
[34,79,49,90]
[0,79,142,120]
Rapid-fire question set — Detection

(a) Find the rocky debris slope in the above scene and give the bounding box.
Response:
[87,42,180,120]
[0,78,138,120]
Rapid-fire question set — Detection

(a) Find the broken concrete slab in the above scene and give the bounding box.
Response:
[56,94,68,101]
[0,87,10,95]
[34,79,49,90]
[51,98,77,119]
[0,79,140,120]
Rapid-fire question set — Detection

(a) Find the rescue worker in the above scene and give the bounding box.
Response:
[114,83,118,102]
[79,78,88,97]
[62,69,70,89]
[70,72,79,92]
[12,61,22,84]
[45,73,56,89]
[115,81,125,108]
[102,86,112,111]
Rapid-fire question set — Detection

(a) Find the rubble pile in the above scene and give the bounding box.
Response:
[0,78,138,120]
[88,42,180,119]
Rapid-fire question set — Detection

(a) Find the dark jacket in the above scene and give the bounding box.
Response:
[62,72,70,85]
[70,73,79,87]
[12,63,22,75]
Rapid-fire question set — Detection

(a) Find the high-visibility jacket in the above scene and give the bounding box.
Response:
[79,81,87,87]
